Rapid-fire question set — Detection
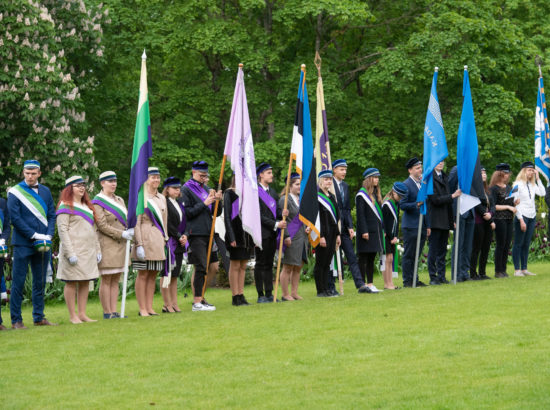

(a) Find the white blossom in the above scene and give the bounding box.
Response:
[29,102,34,110]
[541,212,546,219]
[24,92,30,101]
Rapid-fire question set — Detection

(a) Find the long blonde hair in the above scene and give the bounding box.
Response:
[362,176,382,203]
[514,168,535,185]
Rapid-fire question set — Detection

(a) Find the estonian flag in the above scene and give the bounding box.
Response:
[457,66,484,215]
[127,51,153,228]
[290,66,320,246]
[535,75,550,184]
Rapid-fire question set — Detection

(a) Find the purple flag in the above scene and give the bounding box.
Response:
[224,66,262,249]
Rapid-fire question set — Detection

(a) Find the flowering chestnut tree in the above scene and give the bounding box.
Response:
[0,0,108,192]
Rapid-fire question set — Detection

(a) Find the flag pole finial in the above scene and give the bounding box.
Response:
[142,49,147,60]
[535,55,543,78]
[464,65,468,70]
[238,63,243,68]
[314,52,322,77]
[434,67,439,72]
[301,64,306,71]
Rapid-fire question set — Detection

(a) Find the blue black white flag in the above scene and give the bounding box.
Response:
[535,76,550,184]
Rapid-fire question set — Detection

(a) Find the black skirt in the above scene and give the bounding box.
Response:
[228,245,253,261]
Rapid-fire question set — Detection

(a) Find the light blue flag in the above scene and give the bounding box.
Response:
[417,68,448,215]
[457,66,483,214]
[535,76,550,185]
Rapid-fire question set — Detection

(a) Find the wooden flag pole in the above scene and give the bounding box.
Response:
[273,152,294,302]
[201,154,227,298]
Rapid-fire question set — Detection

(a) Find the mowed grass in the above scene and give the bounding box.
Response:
[2,264,550,409]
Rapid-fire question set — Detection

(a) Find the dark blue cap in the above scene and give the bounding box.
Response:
[285,172,300,183]
[392,181,408,197]
[192,161,209,172]
[163,176,181,188]
[24,159,40,169]
[363,168,381,179]
[521,161,535,169]
[256,162,272,175]
[496,163,511,172]
[405,157,422,169]
[318,169,333,179]
[332,159,347,168]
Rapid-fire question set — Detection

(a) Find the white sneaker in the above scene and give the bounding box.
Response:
[522,271,536,276]
[514,271,525,277]
[368,285,381,293]
[0,292,7,301]
[192,303,216,312]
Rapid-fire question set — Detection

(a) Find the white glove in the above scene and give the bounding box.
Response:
[32,233,49,241]
[97,253,102,264]
[0,239,5,246]
[136,246,146,261]
[45,235,52,241]
[46,263,53,283]
[121,229,134,240]
[69,256,78,265]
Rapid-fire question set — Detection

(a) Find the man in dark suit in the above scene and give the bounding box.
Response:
[401,157,430,287]
[0,195,11,330]
[255,163,287,303]
[427,161,461,285]
[8,160,57,328]
[332,159,371,293]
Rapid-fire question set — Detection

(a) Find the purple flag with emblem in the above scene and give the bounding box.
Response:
[223,66,262,249]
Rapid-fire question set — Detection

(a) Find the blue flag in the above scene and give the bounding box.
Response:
[417,68,448,215]
[457,67,484,214]
[535,76,550,185]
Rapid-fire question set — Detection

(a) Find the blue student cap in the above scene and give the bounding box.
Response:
[256,162,272,175]
[24,159,40,169]
[332,159,347,168]
[363,168,381,179]
[392,182,408,197]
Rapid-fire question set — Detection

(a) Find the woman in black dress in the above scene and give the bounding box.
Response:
[223,177,254,306]
[471,167,495,280]
[356,168,384,293]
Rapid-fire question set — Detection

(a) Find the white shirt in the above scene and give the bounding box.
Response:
[515,178,545,220]
[409,176,421,190]
[168,197,182,222]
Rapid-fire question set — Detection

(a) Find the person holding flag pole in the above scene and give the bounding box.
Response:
[122,50,153,318]
[452,66,485,284]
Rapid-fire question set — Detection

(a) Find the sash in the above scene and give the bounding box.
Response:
[144,198,167,237]
[56,202,94,226]
[8,182,48,227]
[318,192,337,223]
[231,197,240,220]
[184,179,212,212]
[356,188,383,222]
[92,193,127,227]
[382,199,398,233]
[258,187,276,218]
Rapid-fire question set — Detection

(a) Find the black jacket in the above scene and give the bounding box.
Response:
[258,185,281,241]
[223,189,253,248]
[355,190,383,254]
[427,171,454,230]
[317,190,340,248]
[181,179,222,237]
[382,199,400,243]
[167,197,185,253]
[333,178,353,233]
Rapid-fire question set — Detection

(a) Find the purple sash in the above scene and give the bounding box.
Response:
[91,198,127,227]
[144,207,171,277]
[258,187,276,218]
[56,203,94,226]
[184,179,212,212]
[167,202,188,269]
[231,198,240,220]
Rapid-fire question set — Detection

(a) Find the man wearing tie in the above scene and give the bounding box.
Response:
[8,160,57,328]
[332,159,371,293]
[401,157,430,287]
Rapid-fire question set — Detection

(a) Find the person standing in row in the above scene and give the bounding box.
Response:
[163,177,187,313]
[427,161,461,285]
[93,171,134,319]
[8,160,57,329]
[382,182,408,290]
[56,176,101,324]
[182,161,221,312]
[0,195,10,330]
[490,163,516,278]
[356,168,384,293]
[223,176,254,306]
[132,167,167,316]
[400,157,429,287]
[279,173,308,301]
[470,166,495,280]
[332,159,370,294]
[255,163,287,303]
[511,161,545,277]
[315,170,341,297]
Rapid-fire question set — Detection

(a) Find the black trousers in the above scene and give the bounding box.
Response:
[340,233,365,289]
[427,228,449,281]
[254,236,276,297]
[313,239,336,294]
[494,219,513,274]
[358,252,376,284]
[189,236,209,297]
[471,221,492,276]
[401,227,426,285]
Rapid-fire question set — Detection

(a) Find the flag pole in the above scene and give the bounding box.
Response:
[412,214,423,288]
[273,152,294,302]
[120,239,131,318]
[202,154,227,298]
[453,196,461,285]
[536,55,543,78]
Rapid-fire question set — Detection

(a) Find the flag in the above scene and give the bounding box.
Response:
[223,66,262,249]
[417,68,449,214]
[535,76,550,184]
[457,66,484,215]
[506,184,519,200]
[127,51,153,228]
[291,66,320,246]
[314,74,332,176]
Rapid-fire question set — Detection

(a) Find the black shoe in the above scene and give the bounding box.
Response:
[330,289,340,296]
[439,278,450,284]
[429,279,441,285]
[239,295,250,305]
[470,274,480,281]
[416,281,428,287]
[317,292,329,297]
[479,275,491,280]
[232,295,240,306]
[358,285,372,293]
[403,282,413,288]
[257,296,270,303]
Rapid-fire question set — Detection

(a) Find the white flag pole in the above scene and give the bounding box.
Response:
[453,196,461,285]
[120,239,131,318]
[412,214,423,288]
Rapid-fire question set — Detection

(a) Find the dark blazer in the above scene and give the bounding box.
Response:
[181,179,222,237]
[427,171,454,230]
[7,182,56,247]
[317,190,340,247]
[382,200,400,243]
[448,166,474,220]
[258,185,280,241]
[166,197,185,253]
[400,177,427,229]
[333,178,353,232]
[223,189,252,248]
[0,197,11,243]
[356,190,384,253]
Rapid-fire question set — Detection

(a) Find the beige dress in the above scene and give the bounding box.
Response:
[131,192,168,263]
[93,194,128,275]
[56,202,101,281]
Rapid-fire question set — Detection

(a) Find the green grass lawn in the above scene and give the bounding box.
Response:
[2,264,550,409]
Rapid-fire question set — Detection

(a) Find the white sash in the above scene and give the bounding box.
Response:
[8,185,48,227]
[147,197,167,236]
[356,190,381,222]
[96,193,128,216]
